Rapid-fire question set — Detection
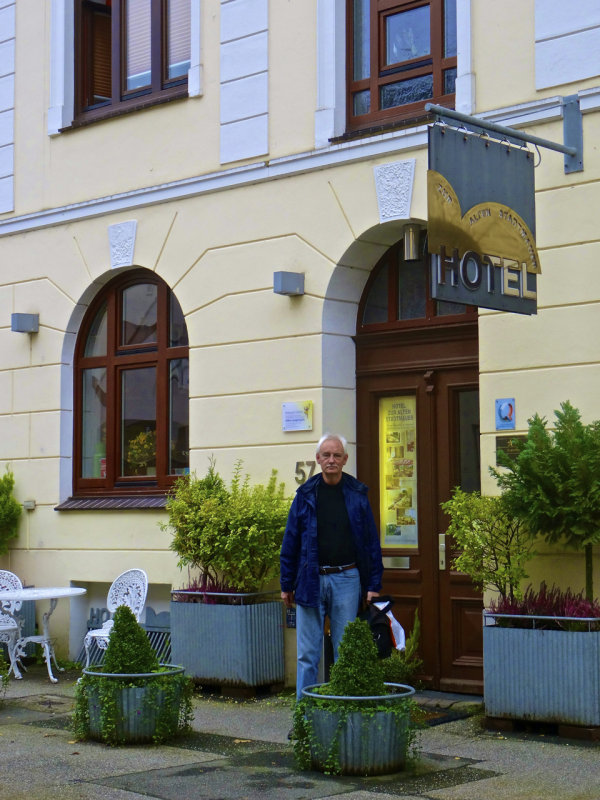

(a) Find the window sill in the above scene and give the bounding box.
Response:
[332,112,435,144]
[55,496,167,511]
[62,88,188,132]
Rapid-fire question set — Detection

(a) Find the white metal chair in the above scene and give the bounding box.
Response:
[0,569,24,678]
[83,568,148,668]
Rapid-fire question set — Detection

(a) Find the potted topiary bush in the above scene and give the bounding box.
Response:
[293,618,420,776]
[162,459,292,688]
[74,605,193,745]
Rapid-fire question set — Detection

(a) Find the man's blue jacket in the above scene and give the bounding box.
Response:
[280,472,384,608]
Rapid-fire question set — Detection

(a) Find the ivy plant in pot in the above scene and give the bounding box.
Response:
[74,605,193,745]
[162,459,292,688]
[293,618,420,776]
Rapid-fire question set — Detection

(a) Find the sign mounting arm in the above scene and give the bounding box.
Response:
[425,99,583,174]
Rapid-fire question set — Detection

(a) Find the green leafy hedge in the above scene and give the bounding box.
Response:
[163,459,292,593]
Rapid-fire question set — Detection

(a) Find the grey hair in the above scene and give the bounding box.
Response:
[316,433,348,455]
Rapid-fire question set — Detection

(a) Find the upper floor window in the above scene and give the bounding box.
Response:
[74,271,189,496]
[75,0,191,123]
[348,0,456,132]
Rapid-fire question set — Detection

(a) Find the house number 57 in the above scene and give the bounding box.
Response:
[295,461,316,484]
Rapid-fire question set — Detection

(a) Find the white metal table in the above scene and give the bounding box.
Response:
[0,586,86,682]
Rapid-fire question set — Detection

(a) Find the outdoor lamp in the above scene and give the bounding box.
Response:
[273,271,305,296]
[11,313,39,333]
[403,224,421,261]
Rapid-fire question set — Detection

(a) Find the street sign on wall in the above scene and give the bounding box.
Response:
[428,125,540,315]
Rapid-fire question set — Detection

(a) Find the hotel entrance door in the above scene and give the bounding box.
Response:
[355,239,483,693]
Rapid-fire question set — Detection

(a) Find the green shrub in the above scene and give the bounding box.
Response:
[0,468,22,554]
[492,401,600,601]
[0,650,9,699]
[103,606,159,674]
[163,459,292,593]
[327,619,386,696]
[441,488,534,602]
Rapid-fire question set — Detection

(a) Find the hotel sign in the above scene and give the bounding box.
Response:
[428,125,540,315]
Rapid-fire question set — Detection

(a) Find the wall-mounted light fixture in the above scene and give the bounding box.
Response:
[273,271,305,296]
[403,224,421,262]
[11,313,39,333]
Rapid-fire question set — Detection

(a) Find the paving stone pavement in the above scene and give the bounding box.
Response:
[0,665,599,800]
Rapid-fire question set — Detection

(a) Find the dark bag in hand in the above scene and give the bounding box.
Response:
[358,595,396,659]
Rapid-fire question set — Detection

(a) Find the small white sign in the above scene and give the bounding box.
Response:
[282,401,313,432]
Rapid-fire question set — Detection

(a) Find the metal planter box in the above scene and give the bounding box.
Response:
[84,665,186,744]
[302,683,415,776]
[483,614,600,726]
[170,595,284,686]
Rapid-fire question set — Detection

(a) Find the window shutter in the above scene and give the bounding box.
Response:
[125,0,151,90]
[92,9,112,101]
[167,0,191,80]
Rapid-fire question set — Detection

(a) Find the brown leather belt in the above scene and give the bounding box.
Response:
[319,563,357,575]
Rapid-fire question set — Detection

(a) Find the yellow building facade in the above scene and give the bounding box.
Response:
[1,0,599,691]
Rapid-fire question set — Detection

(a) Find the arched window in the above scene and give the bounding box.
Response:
[357,234,475,330]
[73,270,189,497]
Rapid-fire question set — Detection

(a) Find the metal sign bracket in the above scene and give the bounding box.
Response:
[562,95,584,174]
[425,99,583,174]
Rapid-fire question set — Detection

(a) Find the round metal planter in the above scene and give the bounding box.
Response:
[301,682,416,776]
[83,664,185,744]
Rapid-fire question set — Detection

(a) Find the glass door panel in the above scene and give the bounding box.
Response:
[385,6,430,66]
[353,0,370,79]
[121,367,156,476]
[121,282,157,345]
[81,368,107,478]
[169,358,189,474]
[457,389,480,491]
[84,301,108,357]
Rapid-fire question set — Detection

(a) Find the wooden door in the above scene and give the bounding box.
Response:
[356,321,483,693]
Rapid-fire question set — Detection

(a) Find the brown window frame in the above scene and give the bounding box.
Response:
[73,270,189,497]
[75,0,189,125]
[347,0,456,133]
[357,237,476,333]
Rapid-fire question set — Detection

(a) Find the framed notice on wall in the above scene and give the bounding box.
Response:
[379,396,418,549]
[282,401,313,432]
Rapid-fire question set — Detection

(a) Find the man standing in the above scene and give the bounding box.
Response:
[280,433,384,699]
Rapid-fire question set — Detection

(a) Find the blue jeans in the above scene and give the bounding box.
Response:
[295,568,361,699]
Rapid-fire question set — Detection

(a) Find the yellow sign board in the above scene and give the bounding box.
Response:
[379,396,418,549]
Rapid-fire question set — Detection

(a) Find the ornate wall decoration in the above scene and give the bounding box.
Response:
[108,221,137,268]
[373,159,416,223]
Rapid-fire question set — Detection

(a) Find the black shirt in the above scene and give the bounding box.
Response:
[316,478,356,567]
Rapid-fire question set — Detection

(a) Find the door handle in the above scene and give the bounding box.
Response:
[438,533,446,570]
